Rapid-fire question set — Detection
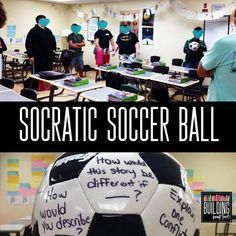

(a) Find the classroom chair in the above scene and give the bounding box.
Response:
[149,66,170,102]
[60,49,74,73]
[0,78,15,89]
[20,88,39,101]
[172,58,183,66]
[180,70,205,102]
[120,84,139,94]
[130,62,142,69]
[106,73,125,90]
[150,56,161,63]
[153,65,169,74]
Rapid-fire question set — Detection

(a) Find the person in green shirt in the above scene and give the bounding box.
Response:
[67,23,86,77]
[198,33,236,101]
[183,27,207,68]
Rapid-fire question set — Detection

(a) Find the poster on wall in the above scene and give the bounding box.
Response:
[87,17,99,41]
[6,155,55,205]
[142,27,154,45]
[211,4,225,12]
[120,10,139,37]
[142,8,155,27]
[7,25,16,38]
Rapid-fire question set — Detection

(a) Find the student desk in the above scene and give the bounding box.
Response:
[0,84,11,93]
[3,51,28,61]
[0,224,26,236]
[142,63,196,74]
[94,66,126,82]
[30,74,105,101]
[3,51,29,82]
[0,90,33,101]
[80,87,145,102]
[150,73,199,101]
[52,79,105,101]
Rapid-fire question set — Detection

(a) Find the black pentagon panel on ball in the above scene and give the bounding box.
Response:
[87,214,146,236]
[139,152,186,190]
[49,152,98,186]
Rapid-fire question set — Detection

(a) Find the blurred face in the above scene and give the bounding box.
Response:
[120,25,131,35]
[98,20,108,30]
[71,24,81,34]
[38,18,50,28]
[193,29,203,39]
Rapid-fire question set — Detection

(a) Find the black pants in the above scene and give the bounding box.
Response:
[24,55,53,90]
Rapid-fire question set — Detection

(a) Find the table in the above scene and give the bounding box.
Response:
[80,87,145,102]
[0,224,26,236]
[52,79,105,101]
[30,74,105,101]
[0,84,11,93]
[95,66,199,101]
[3,51,29,61]
[150,73,199,88]
[142,63,196,74]
[0,90,34,101]
[3,51,29,82]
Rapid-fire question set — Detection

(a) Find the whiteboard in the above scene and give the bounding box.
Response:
[204,16,230,49]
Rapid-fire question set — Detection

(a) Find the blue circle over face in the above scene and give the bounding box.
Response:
[98,20,108,29]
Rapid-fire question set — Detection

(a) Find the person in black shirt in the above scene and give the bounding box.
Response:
[0,1,6,29]
[114,22,140,66]
[25,15,56,90]
[0,37,6,54]
[183,26,207,68]
[94,20,115,80]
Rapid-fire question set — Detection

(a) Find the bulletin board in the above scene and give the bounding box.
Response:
[87,17,99,41]
[203,15,230,49]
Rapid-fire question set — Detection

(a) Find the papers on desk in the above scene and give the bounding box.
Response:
[99,64,118,70]
[126,68,145,75]
[64,77,89,87]
[108,91,138,102]
[169,76,190,84]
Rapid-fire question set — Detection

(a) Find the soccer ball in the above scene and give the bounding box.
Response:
[189,41,199,51]
[32,152,200,236]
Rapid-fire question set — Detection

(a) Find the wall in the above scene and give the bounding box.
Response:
[0,153,59,224]
[0,0,234,66]
[1,152,236,236]
[0,0,70,52]
[68,0,235,67]
[171,152,236,236]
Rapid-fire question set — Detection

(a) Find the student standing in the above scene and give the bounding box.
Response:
[67,23,85,78]
[198,34,236,101]
[183,27,207,68]
[114,22,140,65]
[0,1,6,79]
[94,20,115,81]
[0,1,6,28]
[25,15,56,90]
[0,37,7,79]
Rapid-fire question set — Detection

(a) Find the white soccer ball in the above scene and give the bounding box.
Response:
[32,152,200,236]
[189,41,199,51]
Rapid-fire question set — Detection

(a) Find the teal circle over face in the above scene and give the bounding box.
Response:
[39,18,50,28]
[120,25,131,34]
[98,20,108,29]
[193,29,203,39]
[71,24,81,34]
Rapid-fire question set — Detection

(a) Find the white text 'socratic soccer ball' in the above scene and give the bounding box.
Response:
[189,41,199,51]
[32,153,200,236]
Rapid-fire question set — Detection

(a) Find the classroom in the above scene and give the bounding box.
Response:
[0,152,236,235]
[0,0,235,102]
